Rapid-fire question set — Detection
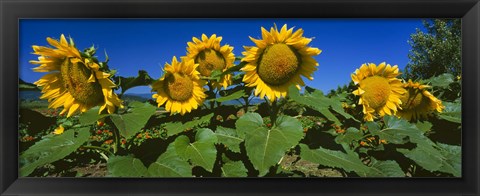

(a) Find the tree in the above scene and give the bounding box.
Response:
[404,19,461,80]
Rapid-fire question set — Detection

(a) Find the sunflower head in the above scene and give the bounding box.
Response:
[30,34,123,117]
[396,80,444,121]
[151,56,207,115]
[241,24,321,102]
[185,34,235,90]
[351,62,406,121]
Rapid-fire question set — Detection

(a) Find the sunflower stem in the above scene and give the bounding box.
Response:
[243,96,250,112]
[207,83,216,110]
[269,99,279,125]
[105,117,120,154]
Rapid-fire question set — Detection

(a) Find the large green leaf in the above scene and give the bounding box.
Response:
[115,70,154,95]
[438,101,461,124]
[215,126,243,153]
[238,113,304,176]
[397,141,444,173]
[175,128,218,172]
[107,156,148,177]
[436,143,461,177]
[78,106,109,125]
[215,90,246,103]
[19,128,90,177]
[288,86,357,125]
[335,127,363,144]
[164,113,213,137]
[110,101,156,139]
[369,115,425,144]
[148,143,192,177]
[221,157,248,177]
[426,73,454,88]
[365,159,405,177]
[299,144,370,176]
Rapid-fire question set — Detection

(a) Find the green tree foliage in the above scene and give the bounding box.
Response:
[404,19,461,80]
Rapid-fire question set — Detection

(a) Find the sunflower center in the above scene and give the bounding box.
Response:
[195,49,226,77]
[360,76,392,110]
[60,59,104,106]
[257,44,301,85]
[164,73,194,102]
[401,89,428,110]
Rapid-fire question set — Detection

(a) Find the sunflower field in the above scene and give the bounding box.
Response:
[19,24,461,177]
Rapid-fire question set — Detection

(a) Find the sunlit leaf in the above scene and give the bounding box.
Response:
[107,155,148,177]
[299,144,370,176]
[368,115,424,144]
[215,90,246,103]
[238,113,304,176]
[438,101,461,124]
[175,128,218,172]
[164,113,213,137]
[110,101,156,139]
[426,73,454,88]
[436,143,461,177]
[78,106,109,125]
[365,159,405,177]
[19,127,90,177]
[148,143,192,177]
[114,70,154,95]
[335,127,363,144]
[215,126,243,153]
[221,156,248,177]
[288,86,357,125]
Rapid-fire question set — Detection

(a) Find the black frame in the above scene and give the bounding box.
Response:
[1,0,479,195]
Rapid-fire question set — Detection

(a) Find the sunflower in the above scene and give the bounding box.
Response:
[351,62,406,121]
[151,56,207,115]
[396,79,444,121]
[31,34,123,117]
[185,34,235,90]
[241,24,321,102]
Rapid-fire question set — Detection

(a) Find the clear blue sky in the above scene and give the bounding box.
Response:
[19,19,425,94]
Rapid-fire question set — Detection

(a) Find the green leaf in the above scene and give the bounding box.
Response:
[238,113,304,176]
[78,106,109,125]
[335,127,363,144]
[299,144,370,176]
[221,157,248,177]
[234,112,263,139]
[399,141,461,176]
[220,61,246,77]
[366,159,405,177]
[107,156,148,177]
[436,143,461,177]
[164,113,214,137]
[215,126,243,153]
[110,101,156,139]
[288,86,357,125]
[148,143,192,177]
[415,121,433,133]
[115,70,154,94]
[438,101,461,124]
[397,141,444,173]
[426,73,454,88]
[174,128,218,172]
[19,128,90,177]
[369,115,424,144]
[215,90,246,103]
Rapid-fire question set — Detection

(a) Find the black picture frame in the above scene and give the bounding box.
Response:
[1,0,479,195]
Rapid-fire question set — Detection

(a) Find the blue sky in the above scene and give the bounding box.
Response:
[19,19,425,94]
